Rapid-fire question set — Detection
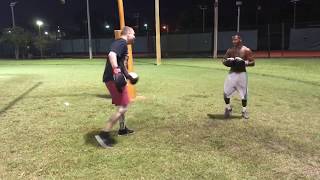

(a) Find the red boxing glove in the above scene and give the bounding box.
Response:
[113,67,121,74]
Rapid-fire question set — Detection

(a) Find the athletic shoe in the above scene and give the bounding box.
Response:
[242,110,249,119]
[95,131,115,148]
[224,107,232,118]
[118,127,134,136]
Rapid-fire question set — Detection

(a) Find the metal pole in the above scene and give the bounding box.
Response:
[86,0,93,60]
[236,1,242,33]
[281,22,285,56]
[202,9,205,32]
[134,13,140,30]
[166,26,169,57]
[10,2,18,59]
[10,3,16,28]
[213,0,218,58]
[256,5,261,26]
[293,2,296,29]
[290,0,300,29]
[200,6,207,33]
[267,24,271,58]
[38,25,43,58]
[237,6,240,32]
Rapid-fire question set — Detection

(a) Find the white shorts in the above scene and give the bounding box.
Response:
[224,72,248,100]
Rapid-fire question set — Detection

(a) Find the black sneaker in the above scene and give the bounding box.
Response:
[94,131,115,148]
[224,107,232,118]
[118,127,134,136]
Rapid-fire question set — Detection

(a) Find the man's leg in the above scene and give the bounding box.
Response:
[224,93,232,118]
[104,105,128,132]
[224,94,231,110]
[95,105,128,148]
[118,113,134,135]
[241,99,247,111]
[241,99,249,118]
[224,73,236,118]
[241,99,249,119]
[119,114,126,130]
[238,72,249,119]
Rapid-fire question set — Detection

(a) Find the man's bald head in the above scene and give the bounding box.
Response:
[121,26,134,35]
[120,26,135,44]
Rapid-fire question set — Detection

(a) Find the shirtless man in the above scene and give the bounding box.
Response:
[222,35,255,119]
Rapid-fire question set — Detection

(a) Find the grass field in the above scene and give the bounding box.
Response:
[0,58,319,179]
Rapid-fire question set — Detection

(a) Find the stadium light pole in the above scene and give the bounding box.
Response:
[134,12,140,31]
[162,25,169,35]
[10,2,18,28]
[10,2,18,59]
[256,4,261,26]
[86,0,93,60]
[36,20,43,36]
[36,20,44,58]
[199,5,207,33]
[290,0,300,29]
[213,0,218,59]
[162,25,169,57]
[236,1,242,33]
[144,23,150,54]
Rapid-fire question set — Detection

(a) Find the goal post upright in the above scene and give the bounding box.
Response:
[116,0,136,99]
[155,0,162,65]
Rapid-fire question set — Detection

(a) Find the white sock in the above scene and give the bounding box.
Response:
[242,107,247,112]
[226,104,231,110]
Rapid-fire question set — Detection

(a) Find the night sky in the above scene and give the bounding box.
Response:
[1,0,320,36]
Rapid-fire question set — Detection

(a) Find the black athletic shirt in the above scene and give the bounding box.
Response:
[103,38,129,82]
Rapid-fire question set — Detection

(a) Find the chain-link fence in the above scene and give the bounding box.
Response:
[1,21,320,59]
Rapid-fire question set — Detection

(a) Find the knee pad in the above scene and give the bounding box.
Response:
[241,99,247,107]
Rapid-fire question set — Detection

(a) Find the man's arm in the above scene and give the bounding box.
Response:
[108,51,125,75]
[245,49,255,67]
[112,53,134,82]
[222,49,235,67]
[108,51,118,68]
[120,55,131,79]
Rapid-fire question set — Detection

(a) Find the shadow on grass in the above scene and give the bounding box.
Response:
[95,94,112,99]
[187,94,209,98]
[0,82,42,116]
[84,130,118,147]
[26,93,112,99]
[207,113,242,120]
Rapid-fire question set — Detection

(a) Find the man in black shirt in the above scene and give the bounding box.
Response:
[95,26,136,148]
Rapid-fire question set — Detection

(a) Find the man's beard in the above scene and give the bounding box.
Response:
[128,38,135,44]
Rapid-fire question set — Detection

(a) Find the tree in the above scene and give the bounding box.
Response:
[0,26,32,59]
[33,34,55,58]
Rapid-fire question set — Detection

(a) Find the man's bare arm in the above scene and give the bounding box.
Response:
[108,51,118,68]
[245,49,255,67]
[222,49,235,67]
